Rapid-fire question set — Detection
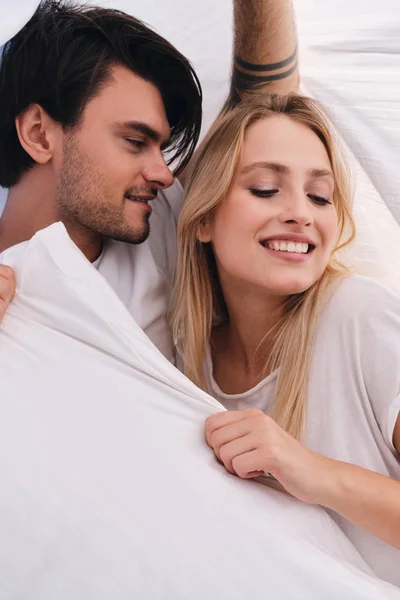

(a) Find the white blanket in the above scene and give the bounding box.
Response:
[0,223,398,599]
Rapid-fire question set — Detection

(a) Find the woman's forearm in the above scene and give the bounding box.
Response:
[319,460,400,549]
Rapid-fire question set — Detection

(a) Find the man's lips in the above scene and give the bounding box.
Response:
[124,194,156,212]
[125,194,156,203]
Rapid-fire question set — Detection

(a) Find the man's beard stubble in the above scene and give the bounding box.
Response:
[56,135,151,246]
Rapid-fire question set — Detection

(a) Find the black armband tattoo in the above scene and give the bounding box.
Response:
[233,60,298,86]
[234,46,297,73]
[230,46,298,102]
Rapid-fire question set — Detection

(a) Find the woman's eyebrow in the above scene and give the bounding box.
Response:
[309,168,334,179]
[240,162,334,179]
[240,161,289,175]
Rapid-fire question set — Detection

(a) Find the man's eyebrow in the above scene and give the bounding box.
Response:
[240,161,334,179]
[119,120,171,148]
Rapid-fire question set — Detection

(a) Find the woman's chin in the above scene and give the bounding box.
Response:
[263,276,318,297]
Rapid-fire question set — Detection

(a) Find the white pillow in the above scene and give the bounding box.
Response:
[0,1,39,46]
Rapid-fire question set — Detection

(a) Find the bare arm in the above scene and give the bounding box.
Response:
[179,1,299,183]
[229,0,299,107]
[321,445,400,550]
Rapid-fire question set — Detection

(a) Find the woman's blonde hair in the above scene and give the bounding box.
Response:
[170,94,355,440]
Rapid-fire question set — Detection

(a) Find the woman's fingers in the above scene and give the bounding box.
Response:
[205,408,264,446]
[218,435,257,475]
[232,450,265,479]
[207,420,253,458]
[206,409,290,479]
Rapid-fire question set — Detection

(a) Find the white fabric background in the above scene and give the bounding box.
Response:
[0,0,38,46]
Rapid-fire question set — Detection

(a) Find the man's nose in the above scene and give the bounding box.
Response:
[142,156,174,190]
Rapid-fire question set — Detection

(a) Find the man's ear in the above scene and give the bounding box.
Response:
[15,104,60,165]
[197,218,212,243]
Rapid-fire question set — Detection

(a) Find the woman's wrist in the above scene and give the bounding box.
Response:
[308,455,351,509]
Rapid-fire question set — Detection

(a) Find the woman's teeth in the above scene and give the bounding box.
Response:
[266,240,309,254]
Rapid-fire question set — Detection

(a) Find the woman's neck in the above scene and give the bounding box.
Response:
[211,285,285,394]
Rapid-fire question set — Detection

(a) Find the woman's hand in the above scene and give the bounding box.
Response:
[206,408,400,549]
[205,408,338,505]
[0,265,16,324]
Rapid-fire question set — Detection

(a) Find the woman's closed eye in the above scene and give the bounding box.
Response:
[307,194,332,206]
[248,188,332,206]
[248,188,279,198]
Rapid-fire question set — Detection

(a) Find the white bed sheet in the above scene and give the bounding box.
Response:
[0,223,399,599]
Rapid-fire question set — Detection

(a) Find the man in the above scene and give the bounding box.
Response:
[0,0,298,350]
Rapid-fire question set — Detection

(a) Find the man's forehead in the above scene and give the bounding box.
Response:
[83,65,170,139]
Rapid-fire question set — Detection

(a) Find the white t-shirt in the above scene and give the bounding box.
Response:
[92,178,183,363]
[204,274,400,586]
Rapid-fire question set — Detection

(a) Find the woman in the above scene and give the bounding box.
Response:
[170,94,400,585]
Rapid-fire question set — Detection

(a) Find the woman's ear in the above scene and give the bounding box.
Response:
[15,104,60,165]
[197,218,212,243]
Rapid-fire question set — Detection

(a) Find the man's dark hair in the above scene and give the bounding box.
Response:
[0,0,202,187]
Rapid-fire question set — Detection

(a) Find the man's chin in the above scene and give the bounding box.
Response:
[108,225,150,245]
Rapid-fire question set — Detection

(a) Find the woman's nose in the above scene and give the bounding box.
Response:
[279,194,313,227]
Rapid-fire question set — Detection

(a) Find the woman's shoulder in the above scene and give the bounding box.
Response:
[320,273,400,328]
